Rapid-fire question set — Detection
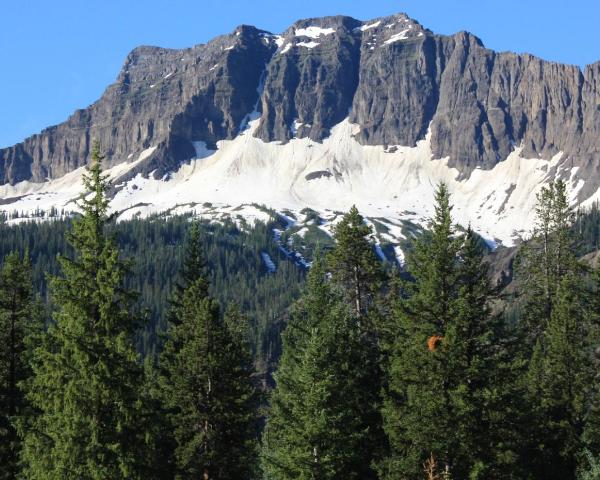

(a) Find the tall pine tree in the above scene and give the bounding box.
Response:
[261,256,383,479]
[446,228,525,477]
[18,145,149,479]
[382,184,521,478]
[516,180,577,338]
[519,180,599,479]
[158,223,259,479]
[263,206,387,479]
[0,252,38,480]
[526,271,598,479]
[327,205,384,318]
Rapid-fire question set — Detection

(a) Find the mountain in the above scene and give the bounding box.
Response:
[1,12,600,247]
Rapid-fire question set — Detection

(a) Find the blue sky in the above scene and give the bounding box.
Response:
[1,0,598,148]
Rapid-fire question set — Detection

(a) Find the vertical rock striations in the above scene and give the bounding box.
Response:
[1,12,600,190]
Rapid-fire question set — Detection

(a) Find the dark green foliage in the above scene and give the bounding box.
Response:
[3,163,600,479]
[516,180,600,479]
[382,184,521,478]
[448,229,526,478]
[0,214,305,367]
[262,257,383,479]
[158,223,259,479]
[574,202,600,255]
[262,207,387,480]
[578,449,600,480]
[18,148,150,479]
[515,180,579,338]
[326,205,384,317]
[0,252,38,480]
[526,271,599,479]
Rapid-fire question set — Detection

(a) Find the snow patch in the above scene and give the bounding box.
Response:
[297,41,319,49]
[290,120,304,136]
[295,26,335,39]
[357,21,381,32]
[191,142,216,160]
[0,115,581,248]
[137,146,157,163]
[383,29,410,45]
[394,246,405,266]
[280,43,293,54]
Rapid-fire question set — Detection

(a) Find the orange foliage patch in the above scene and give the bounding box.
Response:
[427,335,444,352]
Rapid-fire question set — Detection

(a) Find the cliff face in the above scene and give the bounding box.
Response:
[0,25,274,184]
[1,13,600,192]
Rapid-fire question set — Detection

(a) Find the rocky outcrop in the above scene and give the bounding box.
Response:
[0,25,274,184]
[2,12,600,191]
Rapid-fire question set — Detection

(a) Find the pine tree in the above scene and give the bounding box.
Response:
[516,180,577,338]
[517,180,599,479]
[327,206,387,464]
[158,223,259,479]
[528,272,597,479]
[327,205,384,318]
[261,257,383,479]
[578,450,600,480]
[0,252,38,480]
[382,184,458,478]
[18,145,149,479]
[447,228,526,477]
[382,185,521,478]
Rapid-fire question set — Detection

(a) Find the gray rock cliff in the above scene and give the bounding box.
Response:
[1,13,600,193]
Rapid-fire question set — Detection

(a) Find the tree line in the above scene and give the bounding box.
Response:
[0,199,304,368]
[1,148,599,479]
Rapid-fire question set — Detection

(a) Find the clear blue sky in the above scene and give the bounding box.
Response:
[1,0,598,148]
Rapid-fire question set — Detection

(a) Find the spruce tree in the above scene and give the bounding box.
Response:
[448,228,525,477]
[18,145,149,479]
[516,180,577,338]
[528,272,597,479]
[158,223,258,479]
[261,257,383,479]
[382,185,520,478]
[382,184,459,478]
[518,180,599,478]
[327,206,386,464]
[327,205,384,318]
[0,252,37,480]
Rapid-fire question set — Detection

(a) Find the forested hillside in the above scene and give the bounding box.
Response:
[1,156,600,479]
[0,213,305,368]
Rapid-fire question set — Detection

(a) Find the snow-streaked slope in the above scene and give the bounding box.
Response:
[0,146,157,219]
[0,117,584,247]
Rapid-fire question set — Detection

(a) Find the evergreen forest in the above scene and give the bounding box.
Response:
[1,149,600,479]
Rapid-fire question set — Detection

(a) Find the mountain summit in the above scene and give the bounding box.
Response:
[1,13,599,246]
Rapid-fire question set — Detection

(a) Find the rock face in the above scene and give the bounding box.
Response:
[0,25,274,184]
[1,12,600,193]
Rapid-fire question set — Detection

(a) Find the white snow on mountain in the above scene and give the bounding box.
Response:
[294,26,335,38]
[383,29,411,45]
[0,116,587,249]
[297,41,320,49]
[279,43,293,54]
[356,21,381,32]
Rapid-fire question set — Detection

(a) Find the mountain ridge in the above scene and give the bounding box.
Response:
[1,12,600,248]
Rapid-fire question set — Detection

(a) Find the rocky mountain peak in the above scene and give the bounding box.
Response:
[1,11,600,206]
